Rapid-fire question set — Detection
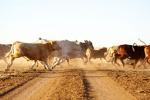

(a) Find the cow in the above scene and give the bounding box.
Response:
[140,45,150,67]
[86,47,107,62]
[137,39,150,67]
[51,40,94,67]
[105,46,118,64]
[113,44,145,68]
[79,40,94,54]
[36,39,94,68]
[6,41,60,71]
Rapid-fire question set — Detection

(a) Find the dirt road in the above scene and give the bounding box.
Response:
[84,70,136,100]
[0,59,138,100]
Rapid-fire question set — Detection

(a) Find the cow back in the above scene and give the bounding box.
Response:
[118,44,145,59]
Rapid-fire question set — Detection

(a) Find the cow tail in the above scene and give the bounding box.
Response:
[138,38,147,45]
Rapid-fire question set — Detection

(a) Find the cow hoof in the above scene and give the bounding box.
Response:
[5,69,9,72]
[32,69,36,71]
[47,68,52,71]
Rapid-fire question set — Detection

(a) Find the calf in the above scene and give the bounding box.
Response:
[86,47,107,62]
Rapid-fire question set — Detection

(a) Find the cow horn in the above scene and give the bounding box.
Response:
[133,42,137,46]
[138,38,147,45]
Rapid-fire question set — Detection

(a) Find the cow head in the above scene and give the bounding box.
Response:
[117,46,128,57]
[105,46,117,62]
[50,41,61,51]
[79,40,94,53]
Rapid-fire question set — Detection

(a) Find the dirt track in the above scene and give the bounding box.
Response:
[0,59,150,100]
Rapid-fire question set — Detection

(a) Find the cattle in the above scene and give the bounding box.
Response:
[137,39,150,67]
[105,46,118,64]
[51,40,94,67]
[79,40,94,54]
[113,44,145,68]
[86,47,107,62]
[0,44,11,64]
[6,41,60,71]
[140,45,150,67]
[36,39,94,68]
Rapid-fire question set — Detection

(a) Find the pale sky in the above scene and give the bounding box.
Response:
[0,0,150,47]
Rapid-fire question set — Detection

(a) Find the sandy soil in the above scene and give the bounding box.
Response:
[0,59,149,100]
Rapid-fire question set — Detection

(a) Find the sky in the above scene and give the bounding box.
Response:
[0,0,150,47]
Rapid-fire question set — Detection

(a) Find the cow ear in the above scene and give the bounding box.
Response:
[45,42,55,51]
[51,41,61,50]
[51,41,57,45]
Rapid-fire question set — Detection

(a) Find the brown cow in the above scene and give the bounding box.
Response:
[142,45,150,67]
[6,41,59,71]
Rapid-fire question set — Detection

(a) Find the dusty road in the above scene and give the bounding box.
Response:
[0,61,150,100]
[0,59,139,100]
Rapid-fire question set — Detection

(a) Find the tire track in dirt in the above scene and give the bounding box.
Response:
[84,70,137,100]
[0,60,139,100]
[72,63,137,100]
[0,71,61,100]
[0,69,91,100]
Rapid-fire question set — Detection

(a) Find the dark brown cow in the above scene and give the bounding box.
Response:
[86,47,107,62]
[113,44,145,68]
[6,41,59,71]
[79,40,94,54]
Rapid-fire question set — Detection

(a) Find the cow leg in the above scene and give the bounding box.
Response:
[30,60,37,70]
[88,57,92,63]
[147,59,150,64]
[81,56,88,64]
[66,58,69,64]
[3,58,8,65]
[62,56,69,65]
[141,58,148,69]
[133,59,139,69]
[6,56,15,71]
[51,58,63,69]
[99,58,102,63]
[109,57,115,64]
[113,56,120,66]
[40,61,52,71]
[85,54,90,63]
[84,54,88,63]
[120,58,125,68]
[57,58,63,65]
